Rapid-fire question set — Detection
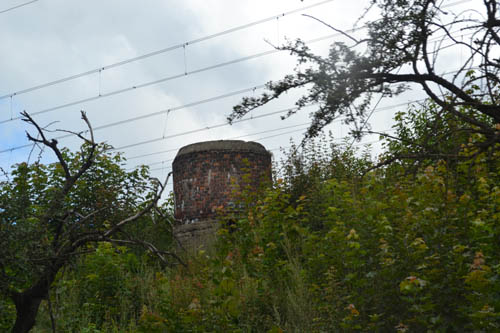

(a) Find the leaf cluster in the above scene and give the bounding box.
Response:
[230,0,500,148]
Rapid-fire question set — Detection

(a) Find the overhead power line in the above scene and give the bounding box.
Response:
[128,122,312,169]
[0,105,305,155]
[136,127,395,172]
[110,106,312,151]
[101,94,429,153]
[0,60,470,156]
[0,29,473,125]
[0,92,444,156]
[127,122,311,161]
[0,31,339,125]
[145,131,397,175]
[147,145,292,174]
[0,0,470,101]
[0,84,267,152]
[0,0,38,14]
[0,0,335,100]
[87,84,267,133]
[0,0,471,103]
[137,127,313,172]
[0,84,390,155]
[144,128,309,168]
[109,94,434,154]
[0,2,472,124]
[0,127,391,180]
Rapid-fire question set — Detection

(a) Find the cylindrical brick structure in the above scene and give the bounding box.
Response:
[172,140,272,224]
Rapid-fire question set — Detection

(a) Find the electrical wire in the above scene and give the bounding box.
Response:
[0,92,444,155]
[0,0,470,100]
[127,122,311,160]
[0,84,269,153]
[130,122,400,172]
[128,123,312,170]
[145,132,394,176]
[0,0,478,180]
[0,3,472,125]
[112,94,432,154]
[0,2,477,155]
[0,0,38,14]
[0,31,473,128]
[85,85,266,133]
[0,31,339,125]
[146,145,291,173]
[110,106,312,151]
[0,0,336,100]
[0,58,472,156]
[135,127,395,172]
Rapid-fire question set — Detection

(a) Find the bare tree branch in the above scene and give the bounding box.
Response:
[302,14,360,44]
[108,238,186,267]
[7,111,176,332]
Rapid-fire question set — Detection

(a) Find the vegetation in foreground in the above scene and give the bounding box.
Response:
[2,0,499,330]
[1,99,499,332]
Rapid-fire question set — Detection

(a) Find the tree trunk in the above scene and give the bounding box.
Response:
[11,286,47,333]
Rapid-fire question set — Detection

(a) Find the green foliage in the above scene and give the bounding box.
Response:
[67,243,139,326]
[23,100,500,331]
[185,100,498,331]
[33,243,170,332]
[230,1,500,150]
[0,295,16,331]
[204,132,499,331]
[0,141,173,331]
[0,144,151,295]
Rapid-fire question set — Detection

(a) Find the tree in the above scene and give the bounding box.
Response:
[0,111,179,333]
[229,0,500,152]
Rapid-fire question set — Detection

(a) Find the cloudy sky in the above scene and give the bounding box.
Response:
[0,0,476,186]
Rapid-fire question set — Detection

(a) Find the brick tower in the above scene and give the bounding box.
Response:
[172,140,272,248]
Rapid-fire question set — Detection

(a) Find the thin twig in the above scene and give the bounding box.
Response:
[302,14,359,44]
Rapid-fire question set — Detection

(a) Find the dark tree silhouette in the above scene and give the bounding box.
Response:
[0,112,181,333]
[229,0,500,151]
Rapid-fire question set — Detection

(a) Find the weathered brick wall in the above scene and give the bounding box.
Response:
[172,140,272,224]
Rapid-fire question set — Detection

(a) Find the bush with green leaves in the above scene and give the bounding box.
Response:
[22,99,500,332]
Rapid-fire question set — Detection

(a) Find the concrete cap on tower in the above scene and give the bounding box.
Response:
[174,140,268,161]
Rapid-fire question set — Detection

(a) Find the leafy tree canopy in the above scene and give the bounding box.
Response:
[229,0,500,151]
[0,112,176,333]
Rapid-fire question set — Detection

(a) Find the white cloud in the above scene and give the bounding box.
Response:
[1,0,479,185]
